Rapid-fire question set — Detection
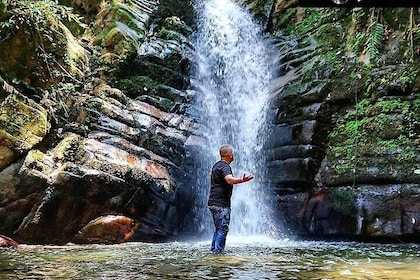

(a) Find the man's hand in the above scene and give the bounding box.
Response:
[242,173,254,182]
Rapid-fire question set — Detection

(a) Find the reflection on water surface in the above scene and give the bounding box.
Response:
[1,238,419,279]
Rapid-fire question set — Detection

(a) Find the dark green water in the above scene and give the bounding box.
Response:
[1,238,419,279]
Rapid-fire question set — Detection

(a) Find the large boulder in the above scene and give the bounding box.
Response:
[73,215,140,244]
[6,122,188,244]
[295,185,420,238]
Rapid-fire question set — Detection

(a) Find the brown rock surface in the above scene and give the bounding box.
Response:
[73,215,140,244]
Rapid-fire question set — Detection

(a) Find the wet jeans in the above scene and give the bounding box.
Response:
[209,206,231,253]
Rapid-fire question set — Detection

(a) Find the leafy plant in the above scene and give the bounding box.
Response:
[296,8,325,35]
[366,21,384,60]
[0,0,7,13]
[351,32,365,54]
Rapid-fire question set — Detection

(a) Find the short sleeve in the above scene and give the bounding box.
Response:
[220,163,232,178]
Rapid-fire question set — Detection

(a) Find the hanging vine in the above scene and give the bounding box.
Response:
[405,8,419,63]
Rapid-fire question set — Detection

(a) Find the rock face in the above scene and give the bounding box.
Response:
[0,0,198,244]
[0,92,50,169]
[262,5,419,240]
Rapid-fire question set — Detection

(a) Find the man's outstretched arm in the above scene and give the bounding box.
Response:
[224,174,254,185]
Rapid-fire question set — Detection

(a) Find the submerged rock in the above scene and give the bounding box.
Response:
[0,234,18,248]
[73,215,140,244]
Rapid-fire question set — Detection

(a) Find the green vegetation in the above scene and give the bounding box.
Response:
[326,187,357,217]
[272,6,418,182]
[327,97,419,175]
[0,0,88,125]
[0,0,87,82]
[347,9,385,62]
[119,76,158,98]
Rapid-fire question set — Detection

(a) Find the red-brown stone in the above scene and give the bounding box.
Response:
[0,234,18,248]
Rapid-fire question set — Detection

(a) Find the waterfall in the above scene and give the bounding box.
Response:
[190,0,279,239]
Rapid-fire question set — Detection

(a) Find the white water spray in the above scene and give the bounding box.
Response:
[192,0,278,237]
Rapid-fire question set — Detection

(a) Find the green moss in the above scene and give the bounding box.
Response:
[91,0,156,67]
[85,99,102,111]
[412,97,420,114]
[326,187,357,217]
[0,93,50,152]
[118,76,158,98]
[378,100,407,114]
[327,97,418,176]
[400,65,419,85]
[275,8,297,31]
[29,150,46,161]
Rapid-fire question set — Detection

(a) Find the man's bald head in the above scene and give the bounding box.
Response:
[219,145,234,163]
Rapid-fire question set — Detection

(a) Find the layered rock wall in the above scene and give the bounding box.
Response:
[0,0,197,244]
[257,4,420,240]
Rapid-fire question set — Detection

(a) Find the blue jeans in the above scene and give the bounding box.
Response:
[209,206,231,253]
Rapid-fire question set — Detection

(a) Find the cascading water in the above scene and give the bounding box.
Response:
[190,0,279,239]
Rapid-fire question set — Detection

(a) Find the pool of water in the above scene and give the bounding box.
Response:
[1,237,419,279]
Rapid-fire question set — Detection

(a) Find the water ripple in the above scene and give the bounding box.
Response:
[1,241,419,279]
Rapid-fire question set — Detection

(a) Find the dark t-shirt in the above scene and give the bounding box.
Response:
[208,160,233,208]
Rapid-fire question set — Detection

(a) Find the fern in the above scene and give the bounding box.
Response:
[366,22,384,59]
[351,32,365,54]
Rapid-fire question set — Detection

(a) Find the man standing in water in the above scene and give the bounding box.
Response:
[208,145,254,253]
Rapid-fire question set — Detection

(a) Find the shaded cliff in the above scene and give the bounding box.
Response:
[249,2,419,240]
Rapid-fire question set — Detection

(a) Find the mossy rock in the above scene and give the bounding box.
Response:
[0,93,50,153]
[0,146,14,170]
[241,0,275,24]
[136,95,174,112]
[324,96,419,184]
[20,150,52,181]
[320,155,418,186]
[158,16,193,38]
[157,0,194,27]
[92,0,157,62]
[118,76,158,98]
[118,55,189,90]
[52,133,83,162]
[0,25,36,86]
[0,1,88,87]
